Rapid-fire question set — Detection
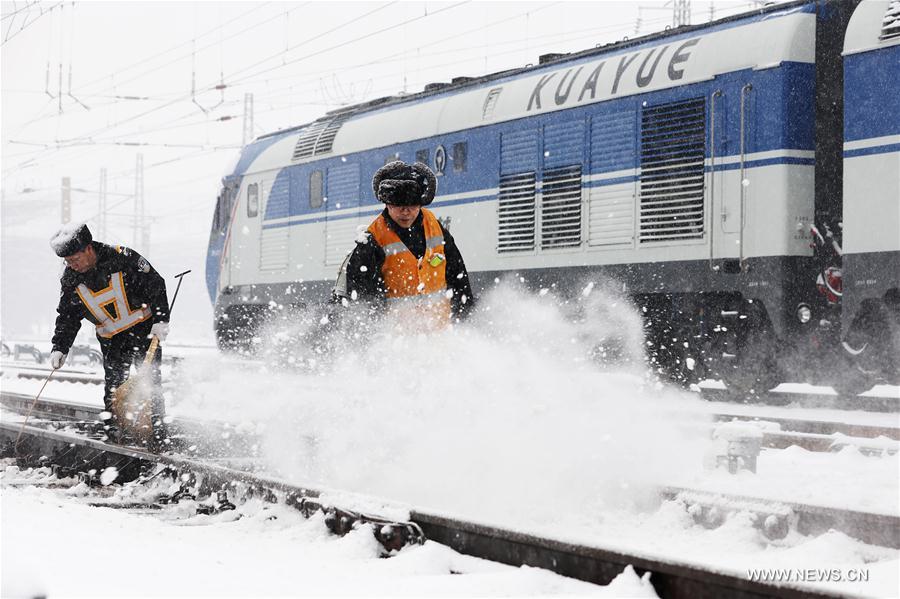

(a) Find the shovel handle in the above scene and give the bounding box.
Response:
[143,335,160,365]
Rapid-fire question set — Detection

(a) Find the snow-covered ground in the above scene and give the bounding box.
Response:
[2,285,898,597]
[3,466,657,598]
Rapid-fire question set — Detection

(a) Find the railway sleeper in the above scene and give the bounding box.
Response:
[2,424,425,553]
[664,487,900,549]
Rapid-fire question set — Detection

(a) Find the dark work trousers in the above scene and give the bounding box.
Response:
[99,324,165,441]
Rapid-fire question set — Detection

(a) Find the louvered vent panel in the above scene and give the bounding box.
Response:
[324,164,362,266]
[497,172,536,253]
[589,183,634,247]
[325,220,365,266]
[541,165,582,249]
[639,98,706,243]
[326,164,360,208]
[882,0,900,41]
[260,178,290,270]
[544,121,584,169]
[592,111,636,173]
[292,114,349,161]
[500,130,539,175]
[260,227,289,271]
[315,113,350,155]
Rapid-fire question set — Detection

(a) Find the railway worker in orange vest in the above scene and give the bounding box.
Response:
[48,223,170,449]
[336,160,475,329]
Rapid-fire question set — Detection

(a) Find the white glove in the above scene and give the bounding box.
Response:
[50,350,67,369]
[150,321,169,342]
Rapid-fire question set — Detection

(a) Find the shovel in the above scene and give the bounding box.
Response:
[111,270,190,445]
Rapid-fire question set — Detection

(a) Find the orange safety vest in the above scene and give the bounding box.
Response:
[367,208,451,328]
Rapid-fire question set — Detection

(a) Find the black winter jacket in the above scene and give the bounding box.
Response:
[341,209,475,319]
[52,242,169,353]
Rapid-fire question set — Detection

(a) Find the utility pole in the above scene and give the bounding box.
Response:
[242,92,254,147]
[99,167,107,239]
[672,0,691,27]
[61,177,71,224]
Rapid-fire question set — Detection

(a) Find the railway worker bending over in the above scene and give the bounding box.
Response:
[48,223,170,450]
[336,160,475,330]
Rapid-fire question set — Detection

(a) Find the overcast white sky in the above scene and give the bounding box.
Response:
[1,0,768,342]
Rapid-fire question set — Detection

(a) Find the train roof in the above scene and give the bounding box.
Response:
[237,0,817,177]
[844,0,900,56]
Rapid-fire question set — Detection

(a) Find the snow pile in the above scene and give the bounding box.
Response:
[175,279,711,530]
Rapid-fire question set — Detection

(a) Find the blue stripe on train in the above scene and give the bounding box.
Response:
[843,143,900,159]
[260,154,815,230]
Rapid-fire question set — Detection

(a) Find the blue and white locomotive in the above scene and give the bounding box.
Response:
[207,0,900,392]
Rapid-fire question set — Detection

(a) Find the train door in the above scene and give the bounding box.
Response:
[709,85,753,268]
[230,179,261,285]
[323,163,362,269]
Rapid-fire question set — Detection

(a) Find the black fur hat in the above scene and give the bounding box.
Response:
[372,160,436,206]
[50,223,93,257]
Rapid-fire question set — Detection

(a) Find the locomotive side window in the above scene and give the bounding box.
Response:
[215,184,238,233]
[247,183,259,218]
[212,192,223,231]
[415,149,429,166]
[639,97,706,243]
[453,142,468,172]
[309,170,324,209]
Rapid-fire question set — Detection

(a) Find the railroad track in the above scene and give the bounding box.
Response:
[0,392,260,459]
[4,391,896,457]
[8,358,896,417]
[3,395,898,533]
[2,420,869,599]
[698,386,899,413]
[0,364,105,384]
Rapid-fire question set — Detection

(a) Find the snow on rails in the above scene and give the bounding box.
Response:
[2,412,890,599]
[2,390,898,598]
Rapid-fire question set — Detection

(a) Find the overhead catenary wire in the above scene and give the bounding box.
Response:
[1,1,63,46]
[3,2,398,173]
[4,1,744,218]
[2,7,668,182]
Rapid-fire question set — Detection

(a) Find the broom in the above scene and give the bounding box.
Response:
[111,270,190,445]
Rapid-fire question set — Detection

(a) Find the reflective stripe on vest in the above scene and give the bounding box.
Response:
[368,208,450,323]
[75,271,152,338]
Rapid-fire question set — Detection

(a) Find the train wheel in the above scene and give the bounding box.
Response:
[215,305,267,354]
[714,303,782,398]
[835,300,900,395]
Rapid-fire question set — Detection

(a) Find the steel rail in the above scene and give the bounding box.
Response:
[710,412,900,441]
[659,486,899,549]
[4,392,897,457]
[698,387,899,413]
[0,392,260,458]
[0,420,850,599]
